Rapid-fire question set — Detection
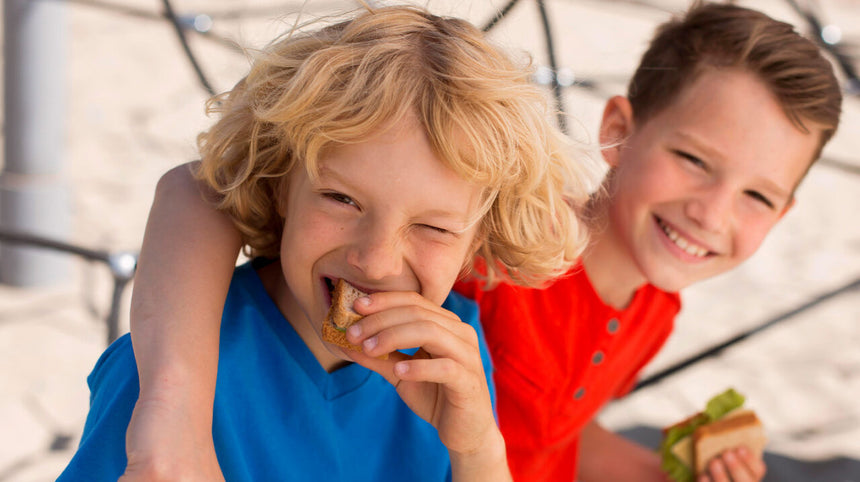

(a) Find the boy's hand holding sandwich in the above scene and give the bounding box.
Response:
[661,388,767,482]
[327,281,508,479]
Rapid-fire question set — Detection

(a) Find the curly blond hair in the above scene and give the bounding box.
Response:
[194,5,597,288]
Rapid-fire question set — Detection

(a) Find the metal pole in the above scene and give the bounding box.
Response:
[2,0,72,286]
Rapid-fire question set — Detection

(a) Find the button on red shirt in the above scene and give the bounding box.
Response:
[455,263,680,481]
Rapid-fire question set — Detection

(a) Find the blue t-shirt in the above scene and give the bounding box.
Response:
[58,262,494,481]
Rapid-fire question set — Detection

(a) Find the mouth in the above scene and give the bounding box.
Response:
[322,278,371,352]
[655,217,712,258]
[324,277,336,306]
[324,276,381,296]
[323,277,373,314]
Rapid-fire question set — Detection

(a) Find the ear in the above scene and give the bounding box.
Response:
[599,96,635,169]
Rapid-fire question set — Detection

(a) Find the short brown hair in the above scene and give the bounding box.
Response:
[628,1,842,157]
[194,5,598,287]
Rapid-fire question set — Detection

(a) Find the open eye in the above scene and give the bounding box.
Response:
[745,190,775,209]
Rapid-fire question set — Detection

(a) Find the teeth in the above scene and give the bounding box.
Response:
[658,219,708,258]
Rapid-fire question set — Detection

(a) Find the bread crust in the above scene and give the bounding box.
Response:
[692,411,767,474]
[321,321,362,353]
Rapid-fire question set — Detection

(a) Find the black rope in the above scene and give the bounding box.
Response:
[819,155,860,176]
[0,229,111,263]
[536,0,567,133]
[784,0,860,95]
[481,0,522,32]
[632,275,860,392]
[0,229,138,345]
[161,0,216,97]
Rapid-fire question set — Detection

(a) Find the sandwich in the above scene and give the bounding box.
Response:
[660,388,767,482]
[322,279,388,360]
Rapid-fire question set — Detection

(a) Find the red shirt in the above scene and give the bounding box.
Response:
[454,263,680,481]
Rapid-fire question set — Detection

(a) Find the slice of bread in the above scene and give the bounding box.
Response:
[322,279,366,352]
[327,279,365,330]
[321,279,388,360]
[692,410,767,474]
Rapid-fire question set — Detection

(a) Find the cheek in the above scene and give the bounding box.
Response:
[281,205,347,265]
[281,211,312,256]
[611,161,669,213]
[410,241,474,304]
[732,217,779,261]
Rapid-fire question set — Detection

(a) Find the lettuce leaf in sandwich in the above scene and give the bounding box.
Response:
[659,388,746,482]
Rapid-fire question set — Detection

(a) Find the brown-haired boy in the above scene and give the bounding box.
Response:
[455,2,842,480]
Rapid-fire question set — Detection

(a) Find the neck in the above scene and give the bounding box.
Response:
[582,201,649,309]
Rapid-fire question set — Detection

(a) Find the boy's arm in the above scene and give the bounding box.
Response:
[578,419,668,482]
[448,431,511,482]
[577,419,766,482]
[122,163,242,481]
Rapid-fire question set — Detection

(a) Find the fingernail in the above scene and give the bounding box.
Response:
[395,362,409,375]
[357,296,371,307]
[347,324,361,338]
[363,336,377,351]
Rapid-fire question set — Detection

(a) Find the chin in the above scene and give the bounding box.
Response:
[650,279,686,293]
[645,268,696,293]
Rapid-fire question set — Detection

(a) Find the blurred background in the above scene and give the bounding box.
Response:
[0,0,858,480]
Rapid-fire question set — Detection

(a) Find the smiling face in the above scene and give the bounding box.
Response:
[592,68,822,300]
[263,117,483,367]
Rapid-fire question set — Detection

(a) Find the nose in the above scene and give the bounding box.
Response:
[684,183,734,233]
[346,219,404,281]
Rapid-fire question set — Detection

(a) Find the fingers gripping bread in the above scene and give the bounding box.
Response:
[322,279,388,360]
[693,411,767,473]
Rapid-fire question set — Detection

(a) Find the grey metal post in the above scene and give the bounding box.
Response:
[2,0,72,286]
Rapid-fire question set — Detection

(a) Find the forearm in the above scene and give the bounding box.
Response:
[130,163,242,409]
[449,428,512,482]
[578,420,666,482]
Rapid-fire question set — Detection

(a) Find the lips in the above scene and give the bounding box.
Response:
[656,217,711,258]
